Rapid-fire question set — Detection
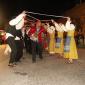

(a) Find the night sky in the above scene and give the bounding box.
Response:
[0,0,85,21]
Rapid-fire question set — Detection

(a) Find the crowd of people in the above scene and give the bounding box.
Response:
[4,11,78,67]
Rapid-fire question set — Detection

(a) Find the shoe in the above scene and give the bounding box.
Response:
[8,63,16,67]
[68,59,73,64]
[68,61,73,64]
[65,61,73,64]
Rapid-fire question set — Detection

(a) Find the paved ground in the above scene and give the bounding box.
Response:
[0,45,85,85]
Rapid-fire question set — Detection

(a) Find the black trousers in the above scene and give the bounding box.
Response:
[15,40,24,62]
[24,37,32,54]
[27,38,32,54]
[31,40,43,62]
[7,37,17,64]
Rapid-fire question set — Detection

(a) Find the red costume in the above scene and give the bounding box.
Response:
[28,20,47,63]
[28,26,45,43]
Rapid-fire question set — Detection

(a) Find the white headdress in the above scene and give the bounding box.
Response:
[65,18,75,31]
[46,23,55,34]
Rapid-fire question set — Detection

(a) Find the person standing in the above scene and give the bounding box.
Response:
[46,23,55,54]
[52,20,65,57]
[28,20,45,63]
[5,11,26,66]
[26,23,35,54]
[64,18,78,63]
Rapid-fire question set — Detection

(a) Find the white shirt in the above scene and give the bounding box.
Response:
[15,36,20,40]
[6,33,14,39]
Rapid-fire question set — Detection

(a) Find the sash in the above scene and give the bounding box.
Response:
[64,36,71,52]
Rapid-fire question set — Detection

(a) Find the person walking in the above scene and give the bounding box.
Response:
[28,20,45,63]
